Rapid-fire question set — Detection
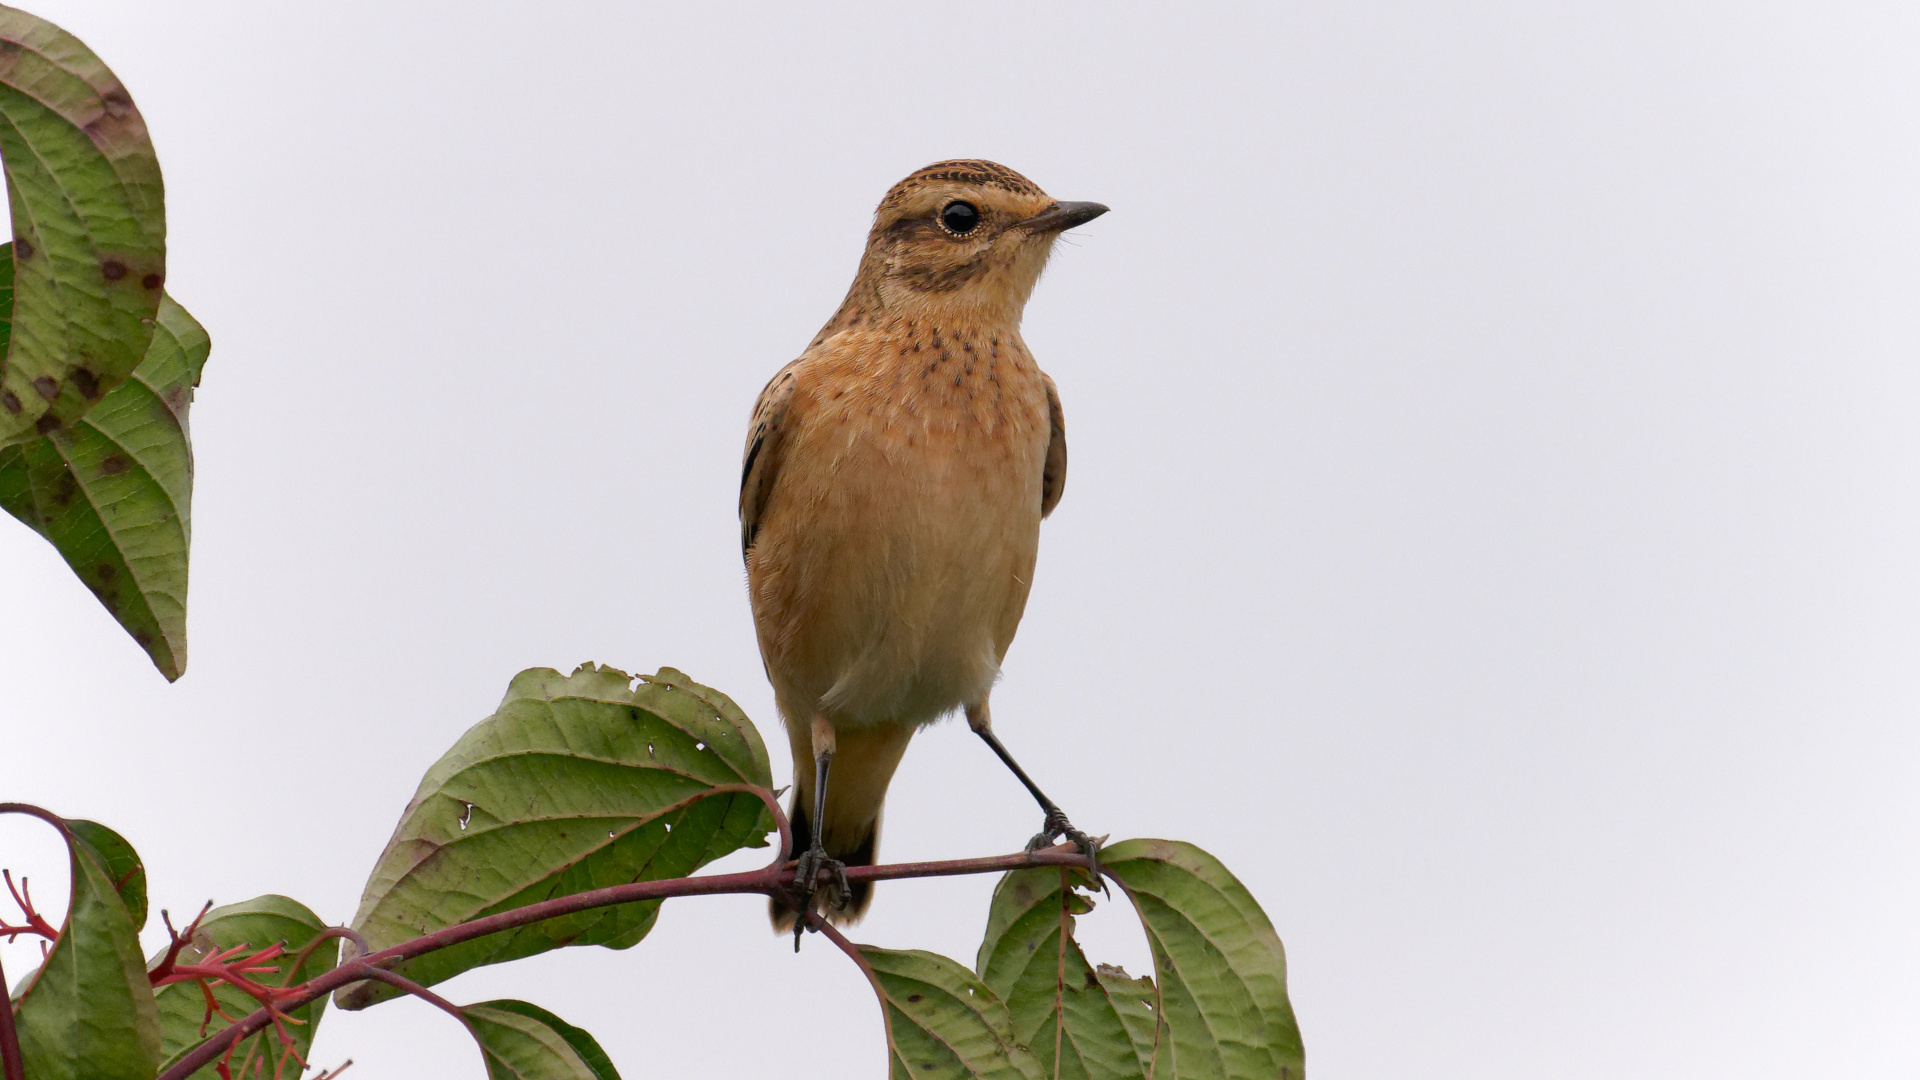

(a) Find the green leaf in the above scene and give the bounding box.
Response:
[1102,839,1305,1080]
[7,816,161,1080]
[0,8,166,446]
[464,1000,622,1080]
[975,867,1146,1080]
[1094,965,1165,1073]
[855,946,1043,1080]
[336,663,775,1010]
[149,895,338,1079]
[64,818,145,929]
[0,280,208,680]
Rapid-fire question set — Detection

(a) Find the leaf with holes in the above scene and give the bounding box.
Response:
[5,810,161,1080]
[1095,966,1165,1075]
[854,946,1042,1080]
[150,895,338,1079]
[335,663,774,1010]
[1102,839,1305,1080]
[975,866,1145,1080]
[0,8,166,446]
[0,274,208,680]
[464,1000,622,1080]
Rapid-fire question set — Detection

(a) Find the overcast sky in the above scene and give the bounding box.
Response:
[2,1,1916,1077]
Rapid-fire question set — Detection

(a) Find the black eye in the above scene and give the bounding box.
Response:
[940,201,980,235]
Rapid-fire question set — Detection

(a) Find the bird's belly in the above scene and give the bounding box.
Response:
[749,422,1045,730]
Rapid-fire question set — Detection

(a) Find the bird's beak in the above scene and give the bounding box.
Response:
[1020,200,1110,234]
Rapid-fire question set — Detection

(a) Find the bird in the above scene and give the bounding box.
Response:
[739,160,1107,939]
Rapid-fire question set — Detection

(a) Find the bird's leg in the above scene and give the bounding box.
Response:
[792,715,852,950]
[966,702,1101,878]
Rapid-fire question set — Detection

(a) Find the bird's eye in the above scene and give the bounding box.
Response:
[940,201,980,235]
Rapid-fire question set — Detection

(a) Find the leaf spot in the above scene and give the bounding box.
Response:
[101,260,128,281]
[907,994,923,1003]
[458,803,473,831]
[0,390,18,414]
[14,237,32,259]
[141,272,163,290]
[32,377,58,401]
[99,454,129,476]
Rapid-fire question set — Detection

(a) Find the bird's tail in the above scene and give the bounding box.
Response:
[769,790,880,932]
[769,720,915,932]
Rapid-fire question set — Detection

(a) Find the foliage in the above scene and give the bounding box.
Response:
[0,4,208,681]
[336,664,774,1009]
[150,896,337,1079]
[463,1000,622,1080]
[0,6,1304,1079]
[5,660,1304,1079]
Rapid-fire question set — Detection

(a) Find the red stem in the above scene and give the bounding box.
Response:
[0,804,78,1080]
[347,966,473,1032]
[148,902,215,985]
[158,843,1091,1080]
[3,792,1092,1080]
[0,949,23,1080]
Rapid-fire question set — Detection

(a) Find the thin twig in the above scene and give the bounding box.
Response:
[158,842,1091,1080]
[0,871,57,943]
[347,966,474,1033]
[282,927,367,989]
[0,948,23,1080]
[148,901,215,984]
[0,804,77,1080]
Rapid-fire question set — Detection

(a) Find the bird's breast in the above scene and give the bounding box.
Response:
[748,325,1051,728]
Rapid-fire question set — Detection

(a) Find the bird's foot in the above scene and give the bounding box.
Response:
[1026,807,1103,881]
[789,844,853,952]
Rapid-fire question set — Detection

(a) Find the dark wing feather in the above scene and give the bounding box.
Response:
[1041,372,1067,518]
[740,361,800,557]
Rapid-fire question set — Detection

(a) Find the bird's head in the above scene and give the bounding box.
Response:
[853,160,1107,325]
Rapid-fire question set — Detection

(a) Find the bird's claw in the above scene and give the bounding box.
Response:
[1026,808,1103,881]
[789,844,853,952]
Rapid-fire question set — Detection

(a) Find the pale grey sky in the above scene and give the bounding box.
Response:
[2,1,1916,1076]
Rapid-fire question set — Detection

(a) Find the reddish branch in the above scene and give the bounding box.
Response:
[0,951,20,1080]
[159,847,1093,1079]
[0,871,56,945]
[2,791,1093,1080]
[146,901,214,984]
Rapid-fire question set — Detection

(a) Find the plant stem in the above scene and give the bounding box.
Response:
[156,842,1092,1080]
[349,966,473,1032]
[0,949,23,1080]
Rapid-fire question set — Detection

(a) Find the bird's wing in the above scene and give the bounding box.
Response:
[1041,372,1067,518]
[740,359,801,558]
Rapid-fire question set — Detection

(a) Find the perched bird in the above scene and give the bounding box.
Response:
[740,160,1106,937]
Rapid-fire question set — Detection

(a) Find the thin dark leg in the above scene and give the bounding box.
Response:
[973,726,1102,878]
[976,727,1067,823]
[791,740,851,950]
[811,751,831,844]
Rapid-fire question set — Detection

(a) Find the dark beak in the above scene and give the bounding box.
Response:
[1021,200,1110,234]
